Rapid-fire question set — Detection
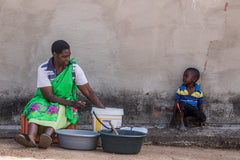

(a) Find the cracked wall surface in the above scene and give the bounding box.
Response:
[0,0,240,126]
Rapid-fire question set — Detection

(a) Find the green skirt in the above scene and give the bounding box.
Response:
[29,105,71,130]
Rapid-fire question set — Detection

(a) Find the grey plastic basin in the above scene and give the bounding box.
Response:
[99,129,147,154]
[55,129,100,150]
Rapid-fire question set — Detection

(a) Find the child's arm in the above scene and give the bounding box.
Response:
[198,103,203,112]
[170,100,179,125]
[173,100,178,117]
[171,87,181,126]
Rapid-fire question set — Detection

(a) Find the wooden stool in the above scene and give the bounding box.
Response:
[21,114,77,143]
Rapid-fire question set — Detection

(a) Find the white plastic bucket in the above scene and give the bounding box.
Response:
[91,107,124,132]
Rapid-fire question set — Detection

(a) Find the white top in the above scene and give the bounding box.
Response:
[37,57,88,88]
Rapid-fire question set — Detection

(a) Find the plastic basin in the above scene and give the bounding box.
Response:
[55,129,100,150]
[99,129,147,154]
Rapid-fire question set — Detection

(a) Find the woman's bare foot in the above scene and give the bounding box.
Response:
[28,135,37,146]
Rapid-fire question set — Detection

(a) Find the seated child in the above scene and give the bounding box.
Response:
[170,67,206,131]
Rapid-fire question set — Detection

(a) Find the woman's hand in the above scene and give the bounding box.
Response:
[77,83,105,109]
[40,87,87,109]
[72,101,86,109]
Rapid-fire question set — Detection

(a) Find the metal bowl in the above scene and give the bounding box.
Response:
[55,129,100,150]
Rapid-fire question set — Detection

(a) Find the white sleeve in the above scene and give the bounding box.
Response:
[75,64,88,85]
[37,66,51,88]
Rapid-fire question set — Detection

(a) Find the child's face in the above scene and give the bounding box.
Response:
[183,70,195,85]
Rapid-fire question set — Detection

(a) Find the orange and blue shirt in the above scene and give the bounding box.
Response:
[175,83,204,109]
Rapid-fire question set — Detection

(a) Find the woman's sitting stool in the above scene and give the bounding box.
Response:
[21,114,77,143]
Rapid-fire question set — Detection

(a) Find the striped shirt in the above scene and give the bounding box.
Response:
[175,83,204,109]
[37,57,88,88]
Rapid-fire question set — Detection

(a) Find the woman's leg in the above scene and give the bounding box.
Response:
[38,127,55,149]
[44,127,55,136]
[28,123,38,145]
[14,123,38,147]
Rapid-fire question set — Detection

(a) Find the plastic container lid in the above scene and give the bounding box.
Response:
[91,107,124,116]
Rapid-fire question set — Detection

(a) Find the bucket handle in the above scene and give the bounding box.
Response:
[92,111,110,129]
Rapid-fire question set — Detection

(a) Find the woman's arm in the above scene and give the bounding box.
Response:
[40,87,85,109]
[77,83,105,109]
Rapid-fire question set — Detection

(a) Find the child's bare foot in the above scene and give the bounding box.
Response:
[186,122,193,127]
[200,122,208,128]
[179,125,187,131]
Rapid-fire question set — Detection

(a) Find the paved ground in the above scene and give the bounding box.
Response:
[147,126,240,149]
[0,139,240,160]
[1,125,240,150]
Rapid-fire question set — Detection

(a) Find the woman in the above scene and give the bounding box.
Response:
[15,40,105,149]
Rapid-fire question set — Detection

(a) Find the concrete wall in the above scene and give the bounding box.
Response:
[1,0,240,127]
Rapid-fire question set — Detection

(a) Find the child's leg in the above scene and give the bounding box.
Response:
[187,107,207,128]
[179,111,187,131]
[192,110,206,123]
[178,102,188,131]
[184,116,196,127]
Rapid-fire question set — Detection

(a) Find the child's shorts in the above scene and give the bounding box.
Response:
[178,101,206,122]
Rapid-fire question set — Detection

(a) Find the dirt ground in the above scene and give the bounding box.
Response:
[0,139,239,160]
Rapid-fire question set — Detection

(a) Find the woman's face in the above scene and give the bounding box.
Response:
[54,49,71,66]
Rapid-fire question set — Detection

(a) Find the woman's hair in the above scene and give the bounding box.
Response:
[185,67,200,81]
[51,40,70,54]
